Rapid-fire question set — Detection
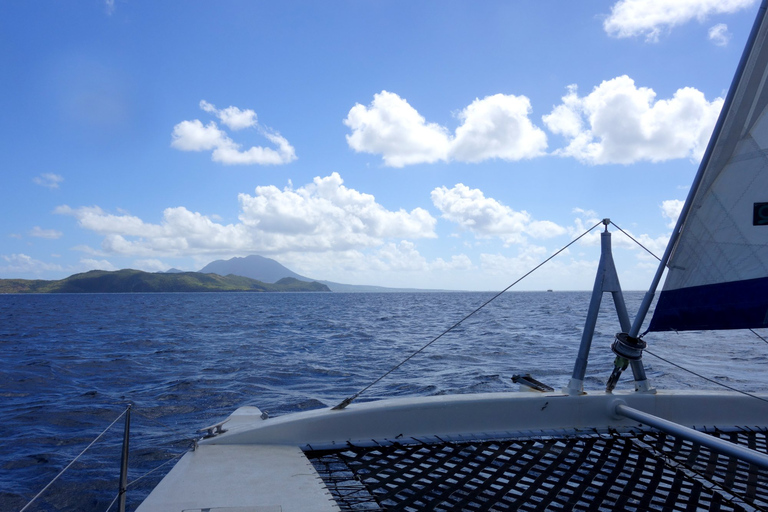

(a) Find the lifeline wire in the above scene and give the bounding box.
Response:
[104,449,189,512]
[332,220,604,410]
[20,405,130,512]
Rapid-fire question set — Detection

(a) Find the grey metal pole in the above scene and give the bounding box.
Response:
[118,404,131,512]
[615,403,768,470]
[566,223,610,395]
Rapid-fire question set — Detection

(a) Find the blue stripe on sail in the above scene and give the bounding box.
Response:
[648,276,768,332]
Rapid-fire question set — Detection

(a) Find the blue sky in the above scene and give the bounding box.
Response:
[0,0,761,290]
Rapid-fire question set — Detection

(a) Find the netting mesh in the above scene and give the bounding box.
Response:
[307,428,768,511]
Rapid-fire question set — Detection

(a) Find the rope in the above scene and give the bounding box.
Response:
[645,349,768,405]
[609,220,662,261]
[332,220,604,410]
[20,405,130,512]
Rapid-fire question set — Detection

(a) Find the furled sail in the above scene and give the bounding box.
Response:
[648,1,768,332]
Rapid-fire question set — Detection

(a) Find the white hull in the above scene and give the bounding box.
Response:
[136,390,768,511]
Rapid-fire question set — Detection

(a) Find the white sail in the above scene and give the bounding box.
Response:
[649,1,768,332]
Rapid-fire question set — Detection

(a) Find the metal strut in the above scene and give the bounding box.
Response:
[565,220,653,395]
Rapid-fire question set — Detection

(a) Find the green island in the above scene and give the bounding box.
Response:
[0,269,331,293]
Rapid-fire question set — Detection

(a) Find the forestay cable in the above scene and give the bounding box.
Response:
[332,220,604,410]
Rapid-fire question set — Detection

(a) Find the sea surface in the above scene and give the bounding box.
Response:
[2,291,767,511]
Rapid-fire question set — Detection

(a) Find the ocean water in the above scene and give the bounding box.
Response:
[2,291,767,511]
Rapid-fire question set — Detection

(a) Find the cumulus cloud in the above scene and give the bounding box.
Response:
[568,209,670,259]
[199,100,257,130]
[30,227,63,239]
[604,0,756,42]
[273,244,475,289]
[55,173,437,257]
[344,91,547,167]
[171,101,296,165]
[33,173,64,189]
[542,76,723,165]
[0,254,63,274]
[451,94,548,163]
[133,259,169,272]
[708,23,731,46]
[238,172,437,249]
[80,258,118,272]
[431,183,566,244]
[661,199,685,228]
[344,91,451,167]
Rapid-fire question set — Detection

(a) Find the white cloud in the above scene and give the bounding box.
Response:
[345,91,451,167]
[238,172,437,250]
[105,0,115,15]
[171,120,226,151]
[133,259,169,272]
[604,0,756,42]
[79,258,118,272]
[451,94,548,162]
[0,254,63,274]
[30,227,63,239]
[56,173,437,257]
[200,100,257,130]
[274,245,474,288]
[375,240,429,272]
[33,173,64,189]
[344,90,547,167]
[571,213,669,260]
[661,199,685,228]
[543,76,723,165]
[431,183,566,244]
[708,23,731,46]
[171,101,296,165]
[431,253,474,272]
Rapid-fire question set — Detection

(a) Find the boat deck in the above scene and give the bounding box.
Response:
[136,392,768,511]
[137,444,339,512]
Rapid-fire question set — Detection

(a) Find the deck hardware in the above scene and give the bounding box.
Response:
[606,333,647,392]
[199,419,229,438]
[512,374,554,392]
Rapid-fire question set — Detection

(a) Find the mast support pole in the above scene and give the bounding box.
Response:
[565,220,653,395]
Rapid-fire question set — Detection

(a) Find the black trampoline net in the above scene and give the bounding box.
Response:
[307,428,768,511]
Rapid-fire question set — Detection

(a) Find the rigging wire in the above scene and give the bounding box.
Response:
[332,219,604,410]
[751,328,768,344]
[644,348,768,405]
[103,449,189,512]
[20,405,130,512]
[609,220,662,261]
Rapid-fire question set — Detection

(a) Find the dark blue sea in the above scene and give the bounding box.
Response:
[2,291,767,511]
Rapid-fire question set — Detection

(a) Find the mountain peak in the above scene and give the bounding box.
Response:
[199,255,308,284]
